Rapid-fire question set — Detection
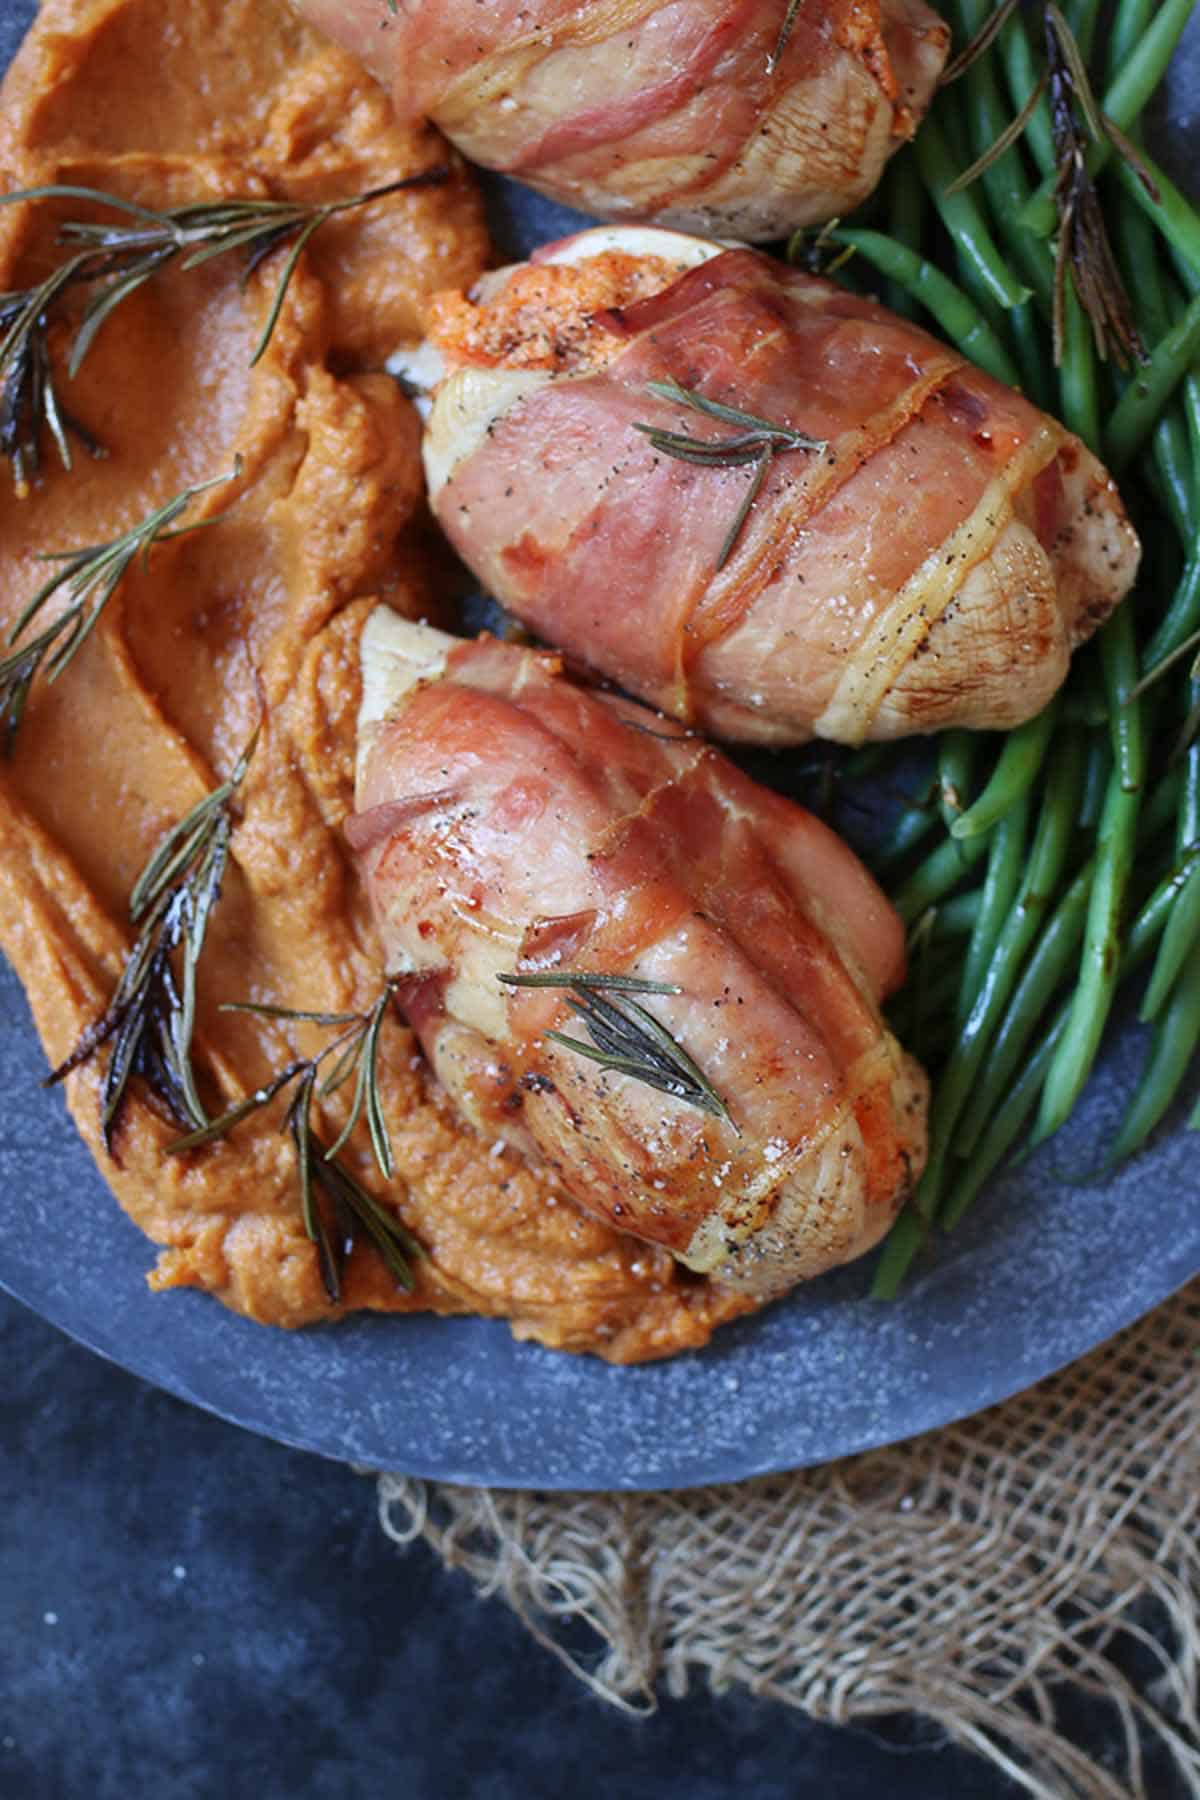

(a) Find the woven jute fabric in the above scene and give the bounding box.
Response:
[379,1282,1200,1798]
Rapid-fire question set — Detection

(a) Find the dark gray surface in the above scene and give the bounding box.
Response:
[7,1284,1191,1800]
[0,1,1199,1491]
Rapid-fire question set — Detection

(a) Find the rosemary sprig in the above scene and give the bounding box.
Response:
[0,169,448,489]
[1041,3,1146,367]
[767,0,806,74]
[633,378,826,570]
[0,461,239,752]
[941,1,1150,366]
[499,970,733,1126]
[167,981,417,1302]
[45,725,259,1152]
[0,254,104,495]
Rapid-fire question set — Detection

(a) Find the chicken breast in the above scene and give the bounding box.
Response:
[348,610,928,1299]
[294,0,948,240]
[406,227,1141,746]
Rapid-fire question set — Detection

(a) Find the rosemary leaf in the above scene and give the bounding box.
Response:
[499,972,682,994]
[939,0,1020,85]
[946,73,1048,194]
[633,379,826,571]
[767,0,807,73]
[169,977,411,1296]
[1,463,241,754]
[45,721,258,1150]
[1043,5,1145,366]
[499,970,732,1125]
[0,170,449,487]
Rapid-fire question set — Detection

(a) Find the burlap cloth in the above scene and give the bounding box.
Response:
[378,1284,1200,1798]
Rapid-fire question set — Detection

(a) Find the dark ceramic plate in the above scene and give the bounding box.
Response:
[1,3,1197,1491]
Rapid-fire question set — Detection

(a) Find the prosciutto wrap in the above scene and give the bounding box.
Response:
[348,611,928,1299]
[410,227,1141,747]
[294,0,949,240]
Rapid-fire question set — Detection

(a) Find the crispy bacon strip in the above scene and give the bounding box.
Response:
[415,229,1141,746]
[294,0,949,239]
[349,612,927,1298]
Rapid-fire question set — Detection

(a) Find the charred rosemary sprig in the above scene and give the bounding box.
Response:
[941,0,1150,366]
[0,461,239,752]
[167,981,418,1302]
[499,970,732,1125]
[1041,3,1146,366]
[45,726,258,1152]
[0,169,448,489]
[634,378,826,570]
[0,255,104,495]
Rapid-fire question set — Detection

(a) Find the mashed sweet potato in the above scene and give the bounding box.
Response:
[0,0,757,1359]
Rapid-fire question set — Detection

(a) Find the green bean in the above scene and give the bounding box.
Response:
[1018,0,1199,237]
[913,732,1083,1218]
[1107,946,1200,1165]
[893,829,990,924]
[830,230,1022,387]
[956,788,1030,1028]
[951,700,1060,839]
[937,730,979,839]
[1064,0,1102,64]
[953,761,1182,1159]
[1076,726,1112,833]
[943,823,1200,1226]
[932,889,984,936]
[1113,197,1197,536]
[1106,0,1158,82]
[1126,843,1200,968]
[1140,856,1200,1021]
[876,796,940,869]
[1112,152,1200,289]
[998,8,1055,178]
[1178,735,1200,853]
[1140,554,1200,679]
[1104,288,1200,471]
[939,1009,1069,1232]
[882,153,927,319]
[952,864,1092,1157]
[870,1206,928,1300]
[1033,608,1143,1144]
[951,0,1055,303]
[912,116,1034,315]
[1057,283,1103,450]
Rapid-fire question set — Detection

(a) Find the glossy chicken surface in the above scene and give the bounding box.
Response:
[294,0,949,239]
[349,612,928,1299]
[413,228,1141,747]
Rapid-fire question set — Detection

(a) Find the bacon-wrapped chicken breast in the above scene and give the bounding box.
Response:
[403,227,1141,747]
[293,0,949,240]
[348,611,928,1299]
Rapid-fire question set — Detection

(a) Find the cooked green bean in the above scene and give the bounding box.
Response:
[939,1011,1068,1232]
[952,864,1091,1158]
[997,8,1055,177]
[914,731,1083,1216]
[912,116,1034,314]
[1140,857,1200,1021]
[956,789,1031,1026]
[1032,610,1144,1144]
[829,229,1023,386]
[839,3,1200,1286]
[938,730,979,839]
[893,830,990,924]
[951,701,1060,839]
[1108,947,1200,1165]
[1104,288,1200,471]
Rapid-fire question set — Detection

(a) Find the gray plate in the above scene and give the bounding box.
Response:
[0,2,1197,1490]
